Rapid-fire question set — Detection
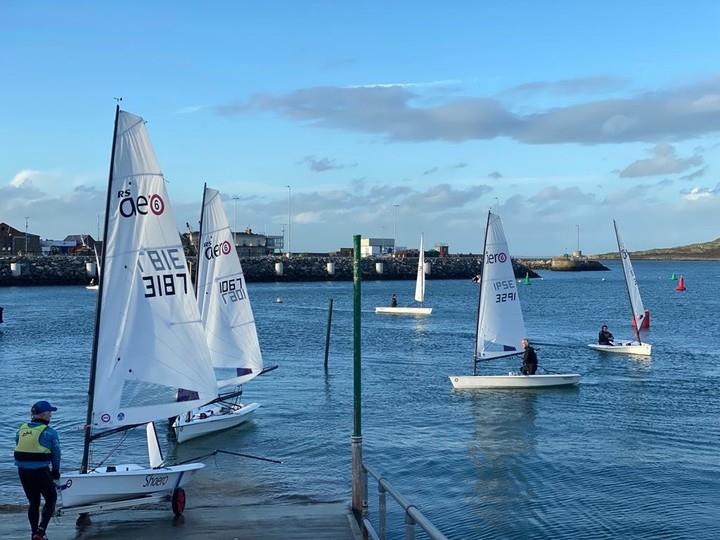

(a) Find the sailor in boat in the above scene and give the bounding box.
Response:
[89,277,96,286]
[390,293,398,307]
[14,401,61,540]
[598,325,614,346]
[520,338,538,375]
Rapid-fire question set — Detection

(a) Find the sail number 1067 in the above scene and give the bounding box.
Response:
[219,277,247,304]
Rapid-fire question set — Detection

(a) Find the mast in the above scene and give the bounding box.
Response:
[473,211,492,375]
[613,219,642,344]
[195,182,208,298]
[81,104,120,474]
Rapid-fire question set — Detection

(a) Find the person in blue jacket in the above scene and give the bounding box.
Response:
[15,400,61,540]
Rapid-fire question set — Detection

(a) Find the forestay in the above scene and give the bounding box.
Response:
[414,233,425,303]
[613,220,646,331]
[197,187,263,387]
[92,111,217,429]
[476,212,526,360]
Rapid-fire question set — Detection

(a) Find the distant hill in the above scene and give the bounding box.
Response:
[592,237,720,260]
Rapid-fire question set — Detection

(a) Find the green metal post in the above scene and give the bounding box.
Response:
[351,234,366,519]
[353,235,362,437]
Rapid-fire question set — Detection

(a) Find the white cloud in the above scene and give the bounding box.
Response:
[619,143,703,178]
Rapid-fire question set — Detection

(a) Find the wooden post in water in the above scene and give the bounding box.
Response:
[351,234,366,521]
[324,298,334,369]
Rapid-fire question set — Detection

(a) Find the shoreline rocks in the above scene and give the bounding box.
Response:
[0,255,539,286]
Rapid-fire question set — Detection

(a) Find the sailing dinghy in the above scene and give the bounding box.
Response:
[57,107,218,519]
[375,234,432,315]
[450,212,580,389]
[172,185,266,443]
[84,236,100,290]
[588,220,651,356]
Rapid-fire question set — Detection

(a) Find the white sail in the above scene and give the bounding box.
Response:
[92,111,218,429]
[476,212,526,360]
[613,220,646,332]
[414,233,425,303]
[197,187,263,387]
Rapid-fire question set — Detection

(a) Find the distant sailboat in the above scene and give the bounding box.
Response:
[375,234,432,315]
[172,185,269,443]
[588,220,651,356]
[84,236,100,290]
[58,107,217,519]
[450,211,580,389]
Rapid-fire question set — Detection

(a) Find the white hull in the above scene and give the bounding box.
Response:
[58,462,204,509]
[588,341,651,356]
[375,306,432,315]
[86,285,99,290]
[449,373,581,389]
[173,402,260,443]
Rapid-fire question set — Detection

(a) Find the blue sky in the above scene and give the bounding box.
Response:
[1,1,719,255]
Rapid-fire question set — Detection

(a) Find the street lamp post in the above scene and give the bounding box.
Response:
[24,216,29,254]
[285,185,291,257]
[392,204,399,254]
[232,195,240,243]
[576,224,580,253]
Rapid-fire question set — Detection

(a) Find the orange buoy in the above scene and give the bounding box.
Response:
[676,275,686,291]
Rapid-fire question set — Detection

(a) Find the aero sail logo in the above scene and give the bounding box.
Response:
[117,190,165,218]
[485,251,507,264]
[204,240,233,260]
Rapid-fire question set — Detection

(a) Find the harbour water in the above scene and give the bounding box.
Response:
[1,260,718,539]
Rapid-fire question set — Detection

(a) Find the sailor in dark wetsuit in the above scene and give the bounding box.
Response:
[520,338,538,375]
[390,293,398,307]
[598,325,614,345]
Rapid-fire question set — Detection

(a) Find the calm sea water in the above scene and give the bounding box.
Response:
[1,260,719,539]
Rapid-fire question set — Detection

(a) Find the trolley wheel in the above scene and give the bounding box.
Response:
[171,487,186,516]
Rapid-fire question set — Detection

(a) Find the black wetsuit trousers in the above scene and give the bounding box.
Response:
[18,467,56,533]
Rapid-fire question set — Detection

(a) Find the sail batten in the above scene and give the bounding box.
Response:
[197,186,264,387]
[475,212,526,360]
[90,110,218,430]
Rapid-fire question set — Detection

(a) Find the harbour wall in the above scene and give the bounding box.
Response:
[0,255,539,286]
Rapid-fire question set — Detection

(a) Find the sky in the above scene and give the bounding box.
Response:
[1,1,719,256]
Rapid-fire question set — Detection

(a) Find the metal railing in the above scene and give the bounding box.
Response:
[361,462,448,540]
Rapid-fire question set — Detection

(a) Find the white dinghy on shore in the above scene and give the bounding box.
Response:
[57,107,219,522]
[587,220,652,357]
[449,211,580,390]
[375,233,432,315]
[172,185,271,444]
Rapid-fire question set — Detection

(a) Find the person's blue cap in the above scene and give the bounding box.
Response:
[31,401,58,414]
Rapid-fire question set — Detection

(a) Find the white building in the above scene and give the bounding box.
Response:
[360,237,395,258]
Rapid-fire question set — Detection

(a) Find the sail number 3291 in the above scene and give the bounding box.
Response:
[493,279,516,303]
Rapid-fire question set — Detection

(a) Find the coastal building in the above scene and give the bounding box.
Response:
[41,240,77,255]
[360,237,395,258]
[434,243,449,257]
[0,222,41,255]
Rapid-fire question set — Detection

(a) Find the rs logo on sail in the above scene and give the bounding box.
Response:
[117,190,165,218]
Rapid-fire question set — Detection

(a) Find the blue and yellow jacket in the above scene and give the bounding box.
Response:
[14,420,61,472]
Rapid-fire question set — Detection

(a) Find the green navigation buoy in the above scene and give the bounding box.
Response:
[523,272,531,285]
[671,272,678,280]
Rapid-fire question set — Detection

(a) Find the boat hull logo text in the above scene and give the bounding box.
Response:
[117,190,165,218]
